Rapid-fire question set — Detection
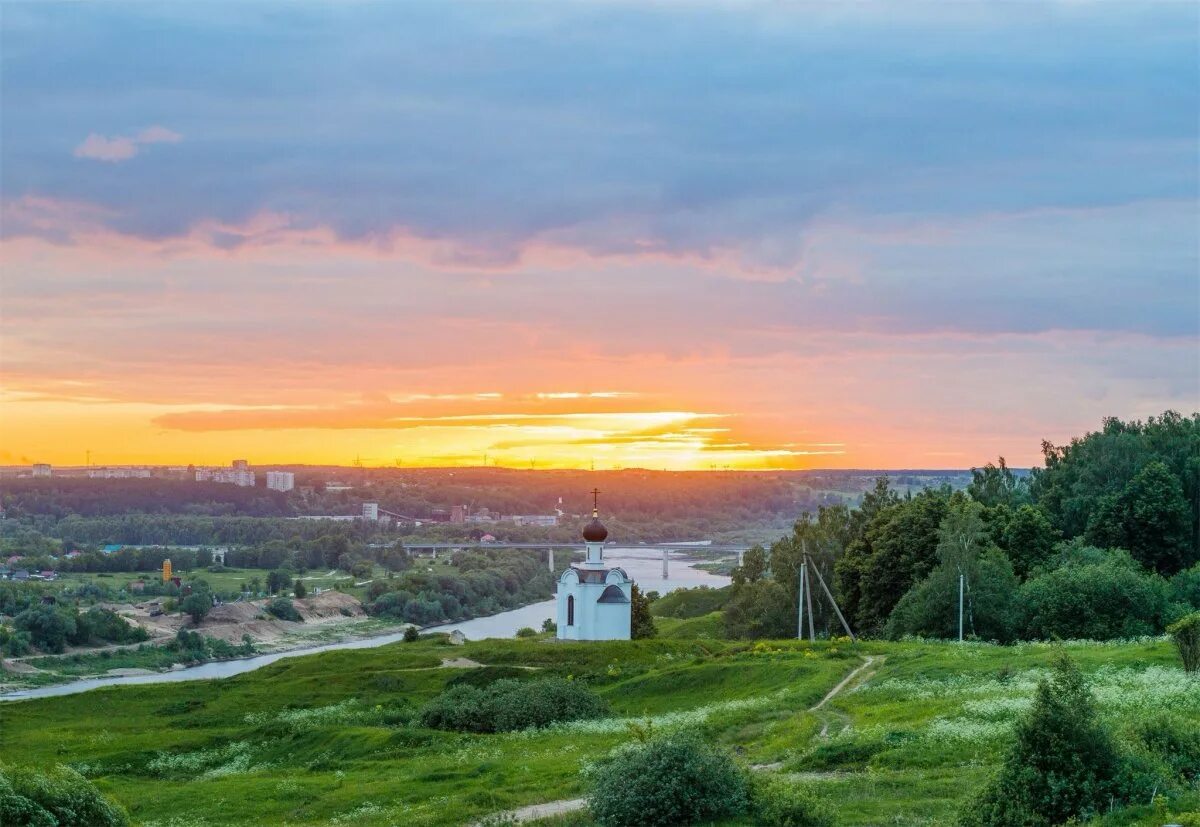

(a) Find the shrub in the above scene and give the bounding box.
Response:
[584,733,748,826]
[76,608,149,645]
[1167,612,1200,674]
[752,777,836,827]
[723,579,793,639]
[1125,712,1200,784]
[0,627,31,657]
[0,763,128,826]
[959,654,1122,827]
[885,549,1018,642]
[418,678,608,733]
[1170,563,1200,609]
[795,733,890,771]
[445,666,532,689]
[515,626,537,638]
[179,593,212,625]
[631,584,657,639]
[293,579,307,599]
[13,605,75,653]
[541,618,556,633]
[403,625,419,643]
[651,585,732,619]
[1018,562,1174,640]
[265,598,302,622]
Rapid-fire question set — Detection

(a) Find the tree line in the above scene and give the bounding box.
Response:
[725,411,1199,642]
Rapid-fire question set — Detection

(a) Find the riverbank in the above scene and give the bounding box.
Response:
[1,549,729,700]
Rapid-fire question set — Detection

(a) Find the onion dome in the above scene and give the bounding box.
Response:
[582,510,608,543]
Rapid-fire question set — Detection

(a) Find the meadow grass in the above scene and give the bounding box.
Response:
[1,635,1193,826]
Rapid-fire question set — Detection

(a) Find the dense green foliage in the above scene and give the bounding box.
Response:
[960,656,1124,827]
[1032,412,1199,573]
[751,777,836,827]
[12,605,147,654]
[417,677,609,733]
[178,592,212,625]
[366,550,553,624]
[585,733,748,826]
[265,597,302,622]
[1017,558,1179,640]
[724,579,794,639]
[724,413,1200,644]
[631,584,657,639]
[650,585,731,619]
[1168,612,1200,673]
[0,763,128,827]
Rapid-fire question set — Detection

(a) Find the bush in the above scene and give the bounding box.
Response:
[0,763,128,826]
[541,618,556,633]
[179,593,211,625]
[1124,712,1200,785]
[1170,563,1200,609]
[959,654,1122,827]
[651,585,732,619]
[13,605,76,654]
[1167,612,1200,673]
[0,627,32,657]
[585,733,748,826]
[723,579,794,639]
[515,626,537,638]
[751,777,836,827]
[293,579,307,599]
[403,625,420,643]
[445,666,532,689]
[631,584,657,639]
[1018,562,1175,640]
[76,608,149,645]
[265,598,302,622]
[885,549,1018,642]
[418,678,608,733]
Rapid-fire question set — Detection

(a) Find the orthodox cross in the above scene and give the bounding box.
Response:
[590,488,601,514]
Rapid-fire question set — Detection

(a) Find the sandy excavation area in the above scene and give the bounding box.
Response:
[111,590,367,646]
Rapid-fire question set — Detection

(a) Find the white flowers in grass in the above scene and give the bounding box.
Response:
[508,689,794,738]
[243,697,386,732]
[859,662,1198,744]
[1089,665,1199,713]
[147,741,259,778]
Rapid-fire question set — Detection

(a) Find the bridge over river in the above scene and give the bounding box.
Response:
[402,541,752,578]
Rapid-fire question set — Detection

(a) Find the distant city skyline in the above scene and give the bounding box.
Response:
[2,2,1197,470]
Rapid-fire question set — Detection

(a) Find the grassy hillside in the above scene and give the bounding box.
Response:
[1,635,1196,826]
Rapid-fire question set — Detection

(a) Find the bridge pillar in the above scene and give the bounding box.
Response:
[662,549,669,579]
[431,549,437,560]
[548,548,554,572]
[737,549,745,566]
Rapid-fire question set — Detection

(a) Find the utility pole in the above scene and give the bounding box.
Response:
[802,541,815,642]
[797,562,807,640]
[807,554,856,642]
[958,572,965,643]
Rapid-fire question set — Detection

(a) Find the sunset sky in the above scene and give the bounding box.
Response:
[1,2,1197,470]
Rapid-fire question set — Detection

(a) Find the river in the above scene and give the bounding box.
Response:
[0,548,729,702]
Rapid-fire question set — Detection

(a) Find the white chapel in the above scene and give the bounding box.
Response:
[556,496,631,641]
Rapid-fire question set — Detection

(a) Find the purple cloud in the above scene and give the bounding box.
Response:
[73,125,181,163]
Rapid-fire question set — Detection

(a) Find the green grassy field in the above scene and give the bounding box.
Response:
[1,626,1196,826]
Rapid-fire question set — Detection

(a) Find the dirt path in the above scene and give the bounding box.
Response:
[473,798,588,825]
[812,655,876,711]
[811,654,881,738]
[479,655,880,824]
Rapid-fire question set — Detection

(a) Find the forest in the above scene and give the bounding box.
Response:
[722,411,1199,643]
[0,467,974,549]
